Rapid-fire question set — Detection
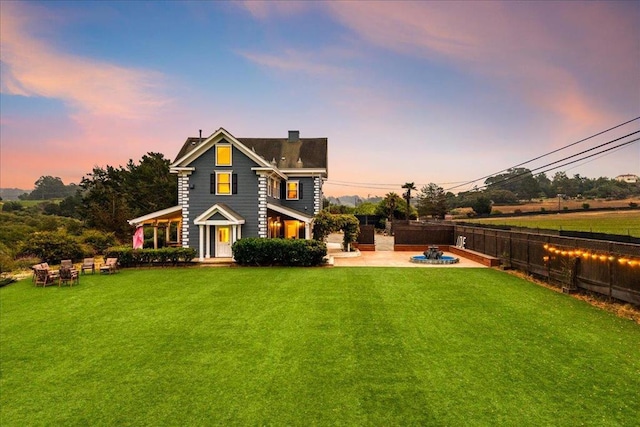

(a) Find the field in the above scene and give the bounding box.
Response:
[463,210,640,237]
[2,268,639,425]
[481,197,639,214]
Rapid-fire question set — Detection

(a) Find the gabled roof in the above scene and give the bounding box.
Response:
[194,203,246,225]
[172,128,273,170]
[173,128,328,173]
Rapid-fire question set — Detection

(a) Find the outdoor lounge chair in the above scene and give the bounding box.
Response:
[81,258,95,275]
[100,258,119,274]
[58,266,79,287]
[61,259,74,269]
[34,266,58,287]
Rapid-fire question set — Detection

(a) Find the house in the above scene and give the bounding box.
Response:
[615,174,639,184]
[128,128,328,260]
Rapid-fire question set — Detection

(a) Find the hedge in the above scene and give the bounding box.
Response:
[104,247,197,267]
[232,238,327,267]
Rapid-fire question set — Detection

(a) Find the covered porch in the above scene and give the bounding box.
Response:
[266,203,314,240]
[194,204,245,261]
[127,206,183,249]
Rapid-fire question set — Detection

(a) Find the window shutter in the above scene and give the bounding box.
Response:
[210,173,215,194]
[232,174,238,194]
[281,181,286,199]
[299,183,303,199]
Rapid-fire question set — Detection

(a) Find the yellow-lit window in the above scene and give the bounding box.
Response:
[218,227,230,243]
[217,172,231,195]
[286,181,299,200]
[216,145,232,166]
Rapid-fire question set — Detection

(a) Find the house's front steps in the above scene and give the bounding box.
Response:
[195,258,236,267]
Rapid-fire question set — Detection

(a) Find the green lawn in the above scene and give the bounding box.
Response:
[2,268,639,426]
[465,210,640,237]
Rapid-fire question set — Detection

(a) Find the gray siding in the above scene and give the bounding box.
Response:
[186,142,261,251]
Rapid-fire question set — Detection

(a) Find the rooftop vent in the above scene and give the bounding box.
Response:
[288,130,300,142]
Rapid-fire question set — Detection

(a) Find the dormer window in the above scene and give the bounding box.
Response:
[216,144,232,166]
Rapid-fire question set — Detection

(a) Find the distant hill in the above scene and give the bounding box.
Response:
[0,188,29,201]
[327,195,382,207]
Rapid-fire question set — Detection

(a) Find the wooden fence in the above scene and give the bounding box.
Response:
[454,225,640,305]
[392,222,640,305]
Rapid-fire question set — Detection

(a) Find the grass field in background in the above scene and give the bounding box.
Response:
[464,210,640,237]
[2,268,639,425]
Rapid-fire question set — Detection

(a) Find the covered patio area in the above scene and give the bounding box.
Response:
[128,205,183,249]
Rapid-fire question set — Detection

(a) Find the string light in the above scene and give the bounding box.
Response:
[542,245,638,266]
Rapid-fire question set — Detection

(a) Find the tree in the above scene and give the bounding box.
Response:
[27,176,75,200]
[401,182,417,220]
[79,153,177,239]
[471,196,492,216]
[484,168,540,200]
[417,183,448,219]
[376,192,403,222]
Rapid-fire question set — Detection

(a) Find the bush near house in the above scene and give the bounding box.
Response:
[104,247,197,267]
[233,238,327,267]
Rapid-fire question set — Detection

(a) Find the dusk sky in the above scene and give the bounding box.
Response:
[1,1,639,197]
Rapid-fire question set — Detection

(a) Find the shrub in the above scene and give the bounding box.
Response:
[630,202,638,208]
[104,246,197,267]
[232,238,327,267]
[18,231,86,264]
[1,201,23,212]
[582,203,590,210]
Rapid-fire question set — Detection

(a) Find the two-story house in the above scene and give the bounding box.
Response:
[128,128,327,260]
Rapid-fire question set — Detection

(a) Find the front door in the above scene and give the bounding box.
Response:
[215,226,232,257]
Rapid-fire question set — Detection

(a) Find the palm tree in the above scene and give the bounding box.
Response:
[401,182,417,220]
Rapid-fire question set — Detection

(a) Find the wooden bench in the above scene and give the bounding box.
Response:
[447,246,501,267]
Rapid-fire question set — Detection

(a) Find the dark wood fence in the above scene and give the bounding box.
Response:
[356,225,375,250]
[393,224,454,250]
[391,221,640,304]
[454,225,640,305]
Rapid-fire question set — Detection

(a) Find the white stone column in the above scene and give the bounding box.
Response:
[257,174,268,238]
[313,176,322,214]
[179,172,191,247]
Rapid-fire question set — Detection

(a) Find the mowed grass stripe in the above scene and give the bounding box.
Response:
[1,268,639,426]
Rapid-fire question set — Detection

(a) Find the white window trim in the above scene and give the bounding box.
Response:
[286,180,299,200]
[267,177,272,197]
[215,170,233,195]
[215,144,232,166]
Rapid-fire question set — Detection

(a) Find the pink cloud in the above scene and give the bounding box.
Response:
[241,1,637,140]
[0,2,177,189]
[238,49,347,77]
[0,2,169,119]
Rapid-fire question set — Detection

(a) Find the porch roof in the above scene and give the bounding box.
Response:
[194,203,246,225]
[128,205,183,226]
[267,203,314,223]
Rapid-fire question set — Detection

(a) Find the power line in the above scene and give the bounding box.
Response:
[470,136,639,192]
[445,116,640,192]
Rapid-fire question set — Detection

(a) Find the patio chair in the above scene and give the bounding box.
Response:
[34,266,58,287]
[100,258,119,274]
[81,258,95,275]
[58,267,79,287]
[61,259,73,269]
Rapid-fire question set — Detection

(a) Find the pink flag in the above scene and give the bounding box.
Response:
[133,226,144,249]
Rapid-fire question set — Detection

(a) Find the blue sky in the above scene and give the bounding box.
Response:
[1,1,638,196]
